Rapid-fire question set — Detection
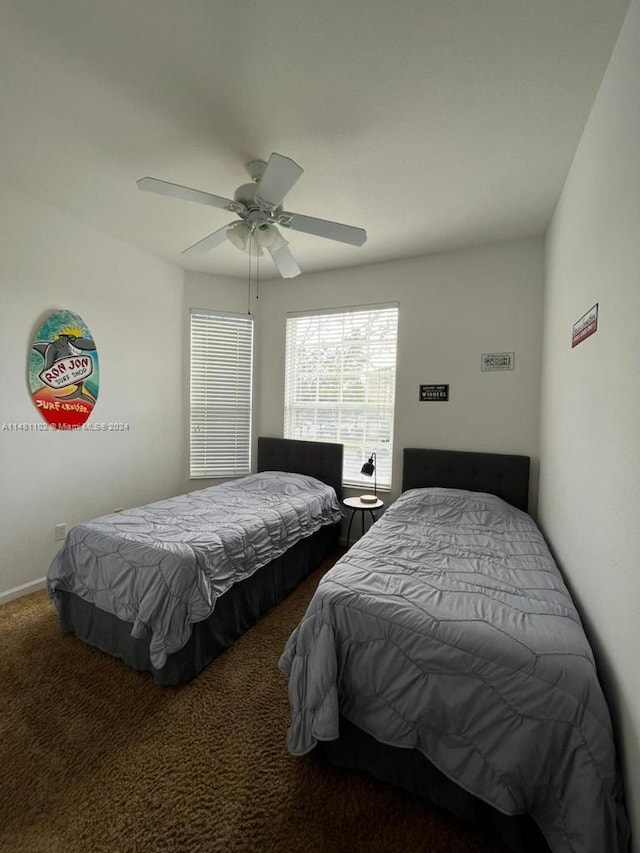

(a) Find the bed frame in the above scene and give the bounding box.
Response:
[56,436,344,685]
[320,447,550,853]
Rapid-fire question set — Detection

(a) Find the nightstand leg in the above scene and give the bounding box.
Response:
[361,512,365,538]
[346,511,355,548]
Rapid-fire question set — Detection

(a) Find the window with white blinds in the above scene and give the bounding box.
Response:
[284,304,398,489]
[190,310,253,478]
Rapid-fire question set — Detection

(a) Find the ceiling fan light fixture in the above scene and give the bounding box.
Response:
[245,234,263,257]
[227,220,251,251]
[269,226,289,252]
[255,223,288,251]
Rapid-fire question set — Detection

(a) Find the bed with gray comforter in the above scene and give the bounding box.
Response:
[48,470,342,672]
[279,486,630,853]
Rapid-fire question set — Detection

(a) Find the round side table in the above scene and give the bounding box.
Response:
[343,496,384,548]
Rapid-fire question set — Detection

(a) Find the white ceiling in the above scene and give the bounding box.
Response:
[0,0,630,280]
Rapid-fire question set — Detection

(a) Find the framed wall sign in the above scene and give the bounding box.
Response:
[419,384,449,401]
[572,303,598,348]
[481,352,515,371]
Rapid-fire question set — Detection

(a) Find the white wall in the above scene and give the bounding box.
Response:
[540,0,640,846]
[258,238,544,509]
[0,181,184,600]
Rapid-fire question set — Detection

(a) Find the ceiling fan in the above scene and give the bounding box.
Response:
[137,153,367,279]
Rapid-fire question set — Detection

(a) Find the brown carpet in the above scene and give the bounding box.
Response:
[0,554,510,853]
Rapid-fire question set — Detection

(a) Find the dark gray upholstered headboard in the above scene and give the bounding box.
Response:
[402,448,530,513]
[257,437,344,501]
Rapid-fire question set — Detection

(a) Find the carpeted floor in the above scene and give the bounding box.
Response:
[0,553,511,853]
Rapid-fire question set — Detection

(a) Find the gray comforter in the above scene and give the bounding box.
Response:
[48,472,342,669]
[279,488,630,853]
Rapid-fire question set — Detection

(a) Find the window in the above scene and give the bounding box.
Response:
[190,310,253,478]
[284,304,398,489]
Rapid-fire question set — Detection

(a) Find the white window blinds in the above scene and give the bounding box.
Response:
[284,304,398,489]
[190,310,253,478]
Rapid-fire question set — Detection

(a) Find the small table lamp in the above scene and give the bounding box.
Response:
[360,452,377,503]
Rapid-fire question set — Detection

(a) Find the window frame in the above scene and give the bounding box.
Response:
[189,308,254,479]
[284,303,399,490]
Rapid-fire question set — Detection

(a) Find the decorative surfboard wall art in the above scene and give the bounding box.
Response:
[29,309,99,429]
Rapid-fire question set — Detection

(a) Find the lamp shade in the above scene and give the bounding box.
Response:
[227,220,251,251]
[245,236,263,257]
[360,457,375,477]
[227,221,263,256]
[255,223,288,251]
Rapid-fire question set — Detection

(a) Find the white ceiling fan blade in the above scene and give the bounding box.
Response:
[182,222,235,256]
[254,153,303,208]
[268,245,301,278]
[281,212,367,247]
[137,177,234,210]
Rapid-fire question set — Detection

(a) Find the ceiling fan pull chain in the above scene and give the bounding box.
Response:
[247,240,252,315]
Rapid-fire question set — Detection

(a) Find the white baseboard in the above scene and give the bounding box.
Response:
[0,577,47,605]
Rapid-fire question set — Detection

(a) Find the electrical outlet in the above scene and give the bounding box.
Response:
[54,523,67,541]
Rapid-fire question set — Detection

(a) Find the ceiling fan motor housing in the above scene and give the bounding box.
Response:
[233,181,285,231]
[234,182,258,204]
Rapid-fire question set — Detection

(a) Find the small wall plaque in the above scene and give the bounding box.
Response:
[419,384,449,401]
[481,352,515,371]
[572,303,598,348]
